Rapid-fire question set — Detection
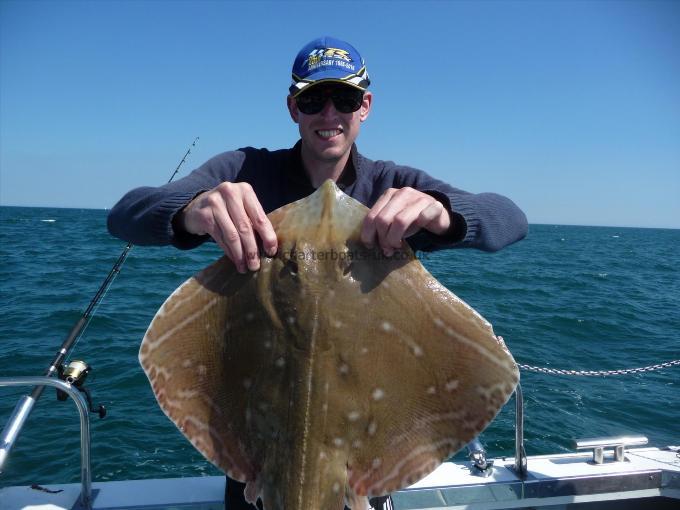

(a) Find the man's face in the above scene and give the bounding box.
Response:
[287,84,372,167]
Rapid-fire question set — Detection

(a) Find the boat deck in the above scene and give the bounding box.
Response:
[2,446,679,509]
[396,446,680,509]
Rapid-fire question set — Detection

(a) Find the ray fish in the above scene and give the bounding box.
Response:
[140,180,519,510]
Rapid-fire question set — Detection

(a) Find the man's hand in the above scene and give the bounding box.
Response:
[360,187,452,256]
[175,182,277,273]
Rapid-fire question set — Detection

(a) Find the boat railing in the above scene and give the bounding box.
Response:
[0,376,527,508]
[514,383,527,477]
[0,376,92,510]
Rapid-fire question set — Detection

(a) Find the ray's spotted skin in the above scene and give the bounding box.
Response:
[140,181,519,510]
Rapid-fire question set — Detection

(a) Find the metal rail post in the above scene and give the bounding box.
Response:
[514,383,527,478]
[0,377,93,510]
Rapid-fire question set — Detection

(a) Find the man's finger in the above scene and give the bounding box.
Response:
[225,195,260,272]
[370,189,419,253]
[418,200,450,236]
[410,200,447,236]
[243,190,278,257]
[213,235,237,269]
[211,207,246,273]
[384,197,434,248]
[361,188,396,247]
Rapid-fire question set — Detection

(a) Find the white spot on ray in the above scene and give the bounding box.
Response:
[287,316,295,325]
[352,439,363,449]
[197,365,207,376]
[426,386,436,395]
[245,312,255,321]
[445,379,459,392]
[339,363,349,375]
[263,340,272,349]
[367,420,377,436]
[372,388,385,401]
[332,319,343,328]
[333,437,344,447]
[243,378,252,389]
[381,321,393,332]
[332,482,341,493]
[275,357,285,368]
[372,457,382,469]
[182,359,192,368]
[347,411,360,422]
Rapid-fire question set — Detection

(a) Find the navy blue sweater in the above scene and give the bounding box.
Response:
[107,143,527,253]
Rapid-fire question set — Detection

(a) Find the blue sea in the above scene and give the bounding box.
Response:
[0,205,678,487]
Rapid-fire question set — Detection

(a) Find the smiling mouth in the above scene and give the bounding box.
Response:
[316,129,343,139]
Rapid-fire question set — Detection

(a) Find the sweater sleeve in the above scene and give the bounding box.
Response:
[107,151,246,249]
[385,164,528,253]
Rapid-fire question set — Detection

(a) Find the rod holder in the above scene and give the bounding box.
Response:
[466,438,494,477]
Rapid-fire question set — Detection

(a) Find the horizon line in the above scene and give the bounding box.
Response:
[1,203,678,231]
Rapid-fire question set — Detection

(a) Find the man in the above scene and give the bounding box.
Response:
[108,36,527,509]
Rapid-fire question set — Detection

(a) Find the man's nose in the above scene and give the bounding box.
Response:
[319,97,338,117]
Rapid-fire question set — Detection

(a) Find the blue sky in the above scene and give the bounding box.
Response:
[1,0,678,228]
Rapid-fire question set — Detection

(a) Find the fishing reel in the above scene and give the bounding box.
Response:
[56,360,107,419]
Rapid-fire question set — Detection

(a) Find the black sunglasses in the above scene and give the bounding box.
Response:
[295,85,364,115]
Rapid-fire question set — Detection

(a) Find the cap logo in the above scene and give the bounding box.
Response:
[305,47,356,72]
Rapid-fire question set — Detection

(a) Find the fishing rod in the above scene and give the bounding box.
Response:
[0,137,199,472]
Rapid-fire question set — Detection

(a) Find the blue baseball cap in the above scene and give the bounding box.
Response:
[289,36,370,97]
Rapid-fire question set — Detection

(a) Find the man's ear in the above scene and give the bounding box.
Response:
[287,95,299,124]
[360,91,372,122]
